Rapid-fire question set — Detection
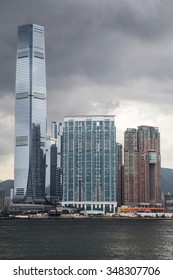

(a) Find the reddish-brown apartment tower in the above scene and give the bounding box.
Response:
[124,126,161,207]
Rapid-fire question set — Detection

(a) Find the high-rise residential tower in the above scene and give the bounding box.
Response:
[13,24,47,203]
[62,115,117,214]
[138,125,161,206]
[124,126,161,207]
[124,128,139,205]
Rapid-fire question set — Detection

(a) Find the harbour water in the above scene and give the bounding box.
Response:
[0,218,173,260]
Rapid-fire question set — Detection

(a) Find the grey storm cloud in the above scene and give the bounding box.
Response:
[1,0,173,178]
[1,0,173,97]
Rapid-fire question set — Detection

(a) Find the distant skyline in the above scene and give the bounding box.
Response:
[1,0,173,180]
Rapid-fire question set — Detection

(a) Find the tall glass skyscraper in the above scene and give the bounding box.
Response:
[62,115,117,214]
[13,24,47,203]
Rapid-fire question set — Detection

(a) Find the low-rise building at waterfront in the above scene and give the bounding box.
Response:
[164,193,173,212]
[0,189,5,211]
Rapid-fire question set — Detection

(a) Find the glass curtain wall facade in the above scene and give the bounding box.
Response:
[62,115,117,214]
[45,122,63,204]
[13,24,47,203]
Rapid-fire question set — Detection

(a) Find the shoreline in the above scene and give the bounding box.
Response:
[1,214,173,220]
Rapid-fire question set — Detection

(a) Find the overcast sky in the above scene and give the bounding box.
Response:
[1,0,173,180]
